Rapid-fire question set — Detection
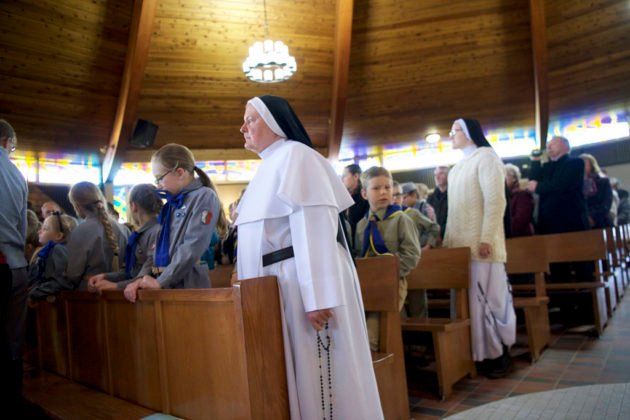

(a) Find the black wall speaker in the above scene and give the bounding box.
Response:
[129,119,158,149]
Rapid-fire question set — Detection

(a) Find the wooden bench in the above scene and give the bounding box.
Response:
[513,230,609,336]
[209,263,234,287]
[23,370,155,419]
[355,255,409,420]
[27,276,289,420]
[505,236,551,362]
[615,226,628,290]
[605,227,624,305]
[402,247,475,399]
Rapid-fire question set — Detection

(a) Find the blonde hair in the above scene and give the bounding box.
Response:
[417,183,430,199]
[152,143,213,187]
[69,182,120,268]
[579,153,604,177]
[504,163,522,183]
[44,213,77,240]
[360,166,392,188]
[152,143,228,238]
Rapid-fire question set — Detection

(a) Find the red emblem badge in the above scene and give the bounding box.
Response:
[201,210,213,225]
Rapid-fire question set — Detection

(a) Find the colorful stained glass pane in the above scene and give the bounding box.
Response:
[38,159,100,184]
[197,161,226,181]
[113,162,153,186]
[113,186,128,223]
[225,160,261,181]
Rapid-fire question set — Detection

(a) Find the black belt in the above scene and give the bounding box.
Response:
[262,246,294,267]
[261,213,350,267]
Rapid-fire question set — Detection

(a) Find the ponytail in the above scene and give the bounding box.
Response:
[193,166,212,188]
[95,202,120,271]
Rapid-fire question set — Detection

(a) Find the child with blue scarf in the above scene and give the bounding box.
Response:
[28,212,77,300]
[123,144,221,303]
[353,166,421,351]
[88,184,162,292]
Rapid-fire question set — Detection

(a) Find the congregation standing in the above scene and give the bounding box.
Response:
[1,94,624,416]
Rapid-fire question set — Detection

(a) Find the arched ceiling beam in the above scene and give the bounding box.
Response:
[328,0,354,161]
[102,0,158,183]
[529,0,549,149]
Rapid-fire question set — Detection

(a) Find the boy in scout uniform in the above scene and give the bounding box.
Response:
[354,166,421,351]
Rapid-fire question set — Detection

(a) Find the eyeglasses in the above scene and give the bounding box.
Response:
[393,193,403,198]
[154,168,175,184]
[449,128,463,137]
[4,137,16,152]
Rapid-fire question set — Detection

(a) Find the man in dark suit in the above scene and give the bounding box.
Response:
[527,136,589,234]
[527,136,591,294]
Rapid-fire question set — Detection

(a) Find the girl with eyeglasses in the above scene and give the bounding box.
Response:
[28,212,77,300]
[123,143,221,303]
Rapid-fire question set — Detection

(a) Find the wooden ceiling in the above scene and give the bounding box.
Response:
[1,0,629,175]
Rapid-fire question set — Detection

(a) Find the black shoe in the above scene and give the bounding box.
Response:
[485,352,514,379]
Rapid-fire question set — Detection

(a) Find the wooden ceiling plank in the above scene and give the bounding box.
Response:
[102,0,158,183]
[529,0,549,149]
[328,0,354,160]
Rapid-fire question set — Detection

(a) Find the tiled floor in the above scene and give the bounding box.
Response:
[407,287,630,419]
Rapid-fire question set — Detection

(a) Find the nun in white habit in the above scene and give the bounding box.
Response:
[443,118,517,379]
[235,95,383,419]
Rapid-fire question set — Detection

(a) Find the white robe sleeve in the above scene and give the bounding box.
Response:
[288,205,347,313]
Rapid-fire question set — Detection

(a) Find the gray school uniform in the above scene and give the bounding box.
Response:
[66,215,130,290]
[28,244,71,300]
[153,179,220,289]
[104,218,160,290]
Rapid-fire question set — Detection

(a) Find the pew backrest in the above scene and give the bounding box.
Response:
[407,247,471,319]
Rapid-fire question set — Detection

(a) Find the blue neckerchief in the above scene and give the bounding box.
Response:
[36,241,57,280]
[155,190,189,267]
[362,205,403,257]
[124,231,140,279]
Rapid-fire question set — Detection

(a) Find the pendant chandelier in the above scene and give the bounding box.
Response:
[242,0,297,83]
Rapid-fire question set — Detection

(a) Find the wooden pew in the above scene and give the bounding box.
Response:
[605,227,623,306]
[402,247,475,399]
[513,230,609,336]
[355,256,409,420]
[28,277,290,420]
[33,297,69,377]
[505,236,551,362]
[614,225,628,291]
[209,263,234,288]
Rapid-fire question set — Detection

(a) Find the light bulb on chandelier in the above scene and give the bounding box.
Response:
[242,0,297,83]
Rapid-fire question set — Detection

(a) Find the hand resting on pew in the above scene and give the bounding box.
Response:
[87,274,117,294]
[306,308,333,331]
[123,275,161,303]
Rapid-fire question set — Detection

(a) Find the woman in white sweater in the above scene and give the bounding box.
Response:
[443,118,516,379]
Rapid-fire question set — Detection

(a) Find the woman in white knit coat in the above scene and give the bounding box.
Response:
[443,118,516,378]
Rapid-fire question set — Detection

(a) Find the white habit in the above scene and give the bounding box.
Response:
[236,139,383,419]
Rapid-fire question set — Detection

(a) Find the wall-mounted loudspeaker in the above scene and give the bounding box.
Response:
[129,119,158,149]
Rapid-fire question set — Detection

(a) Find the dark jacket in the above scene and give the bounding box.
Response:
[346,188,370,249]
[530,154,589,234]
[427,187,448,239]
[585,175,613,228]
